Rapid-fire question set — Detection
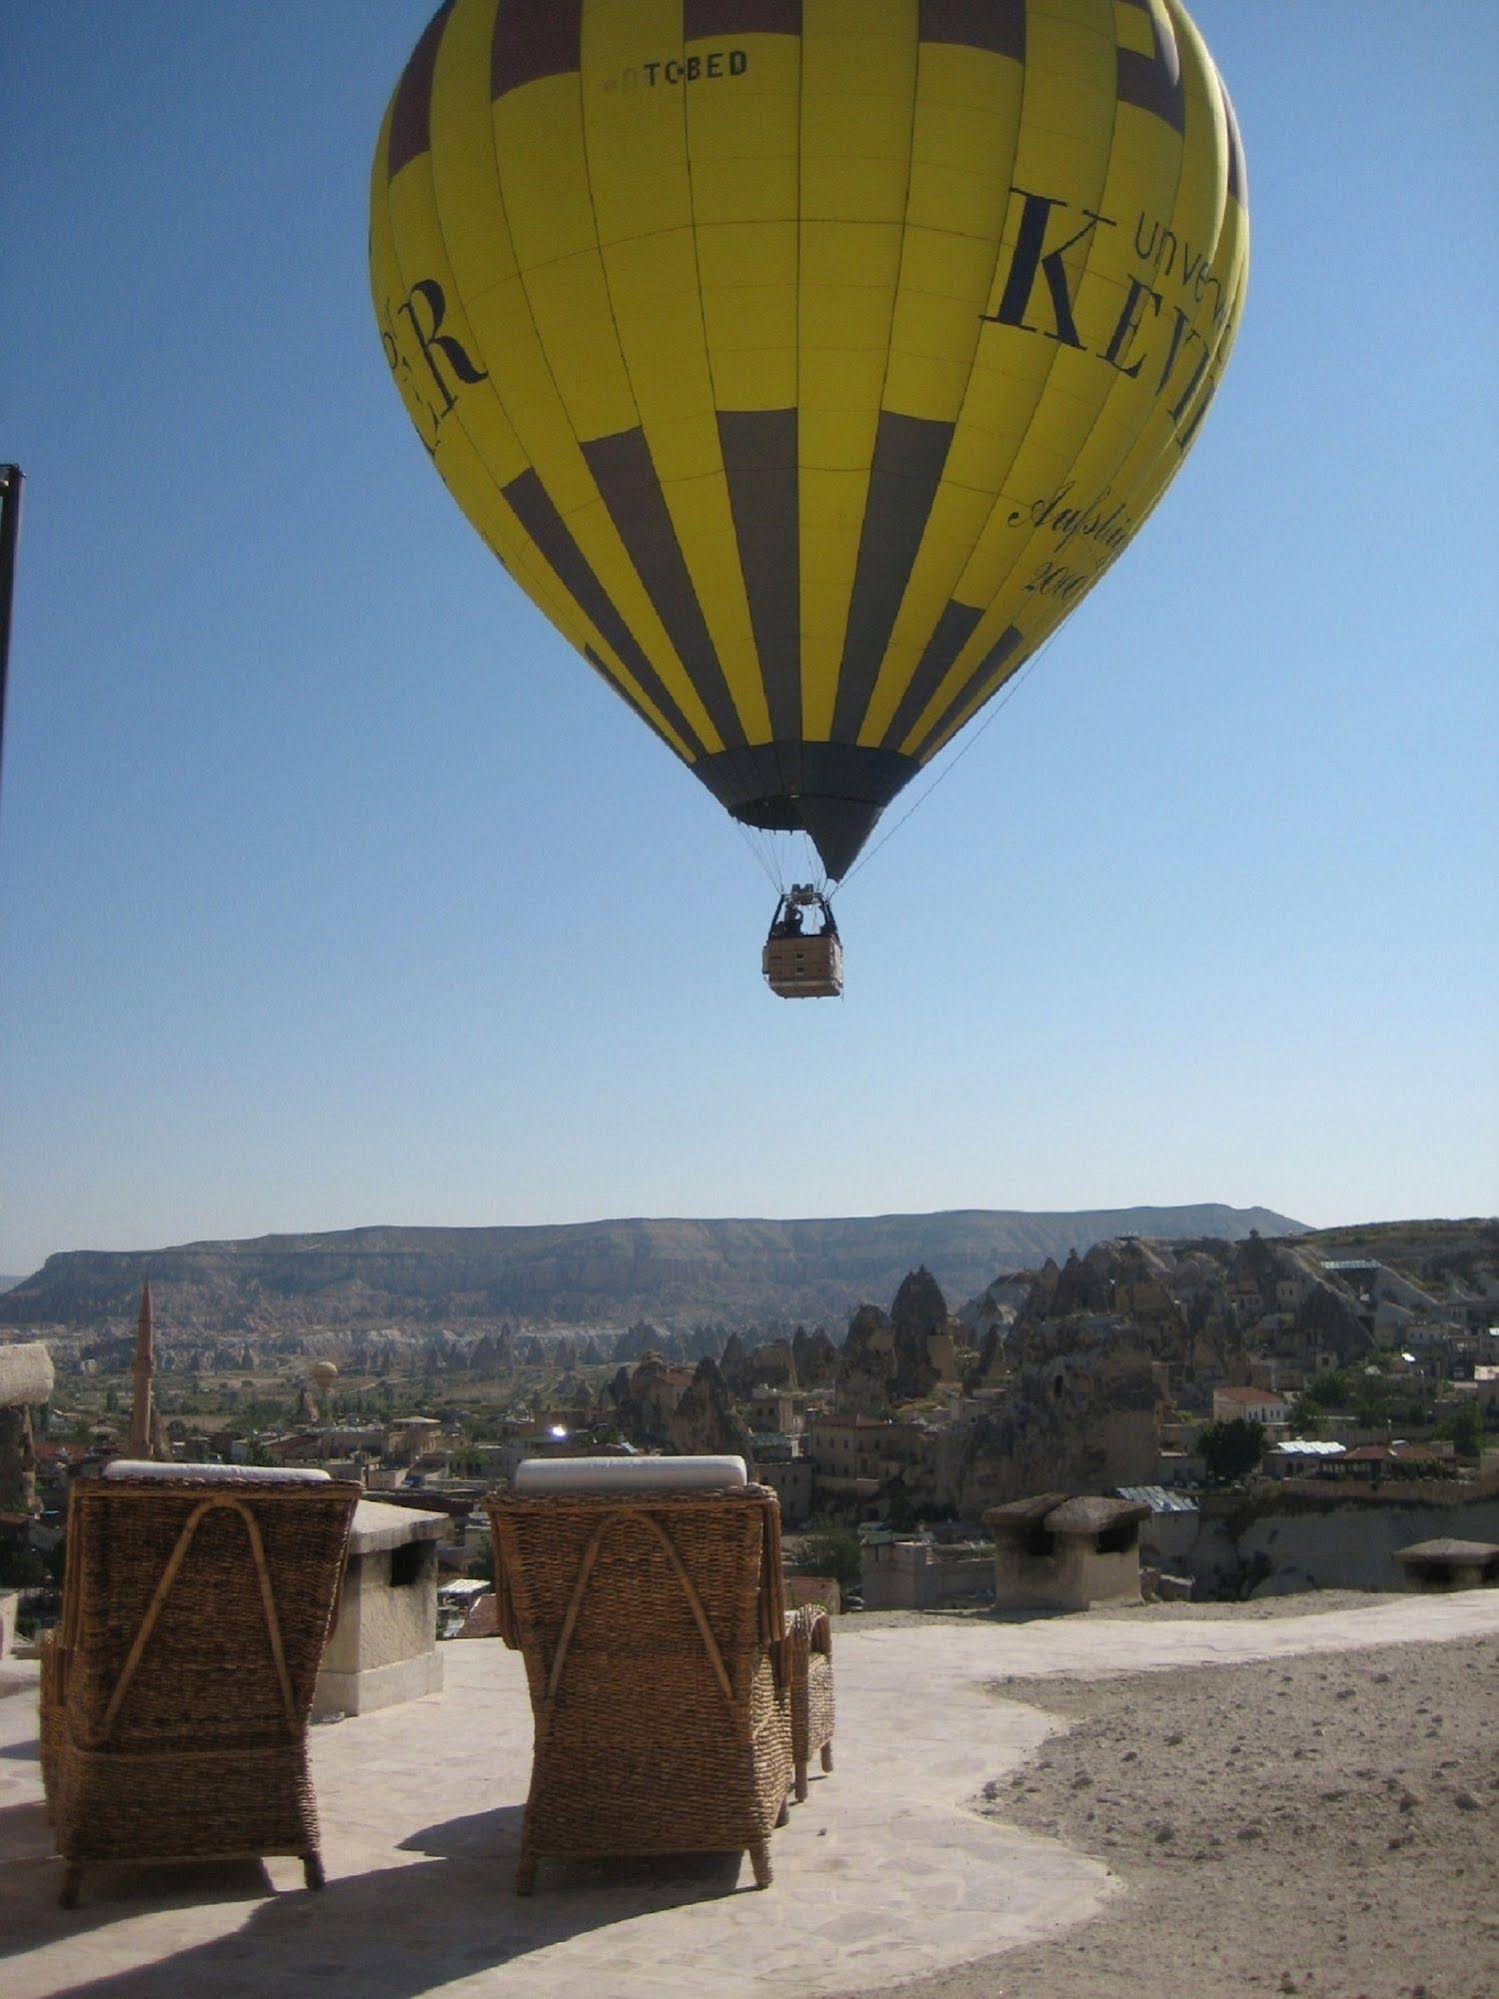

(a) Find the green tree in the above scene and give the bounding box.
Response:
[1305,1370,1351,1409]
[1354,1385,1391,1431]
[1287,1396,1322,1437]
[1439,1402,1483,1460]
[792,1523,863,1592]
[1199,1418,1265,1484]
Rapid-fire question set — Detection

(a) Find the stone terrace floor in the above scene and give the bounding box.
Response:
[5,1591,1499,1999]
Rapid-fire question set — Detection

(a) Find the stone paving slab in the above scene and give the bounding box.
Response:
[3,1591,1496,1999]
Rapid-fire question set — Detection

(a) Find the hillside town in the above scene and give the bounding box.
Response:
[6,1221,1497,1644]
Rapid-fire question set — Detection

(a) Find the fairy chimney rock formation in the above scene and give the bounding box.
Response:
[792,1324,839,1388]
[669,1357,757,1470]
[939,1317,1161,1514]
[0,1342,54,1518]
[837,1303,897,1414]
[889,1266,954,1400]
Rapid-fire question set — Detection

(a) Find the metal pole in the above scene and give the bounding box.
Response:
[0,464,23,797]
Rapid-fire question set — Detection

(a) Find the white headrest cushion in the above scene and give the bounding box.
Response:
[513,1455,747,1495]
[103,1460,332,1485]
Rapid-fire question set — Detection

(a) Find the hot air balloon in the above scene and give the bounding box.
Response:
[371,0,1247,993]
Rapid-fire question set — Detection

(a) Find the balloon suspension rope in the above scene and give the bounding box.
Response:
[733,820,830,899]
[829,630,1063,901]
[799,830,828,898]
[734,818,785,895]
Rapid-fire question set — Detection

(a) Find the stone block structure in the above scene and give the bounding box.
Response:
[1394,1538,1499,1593]
[314,1499,447,1717]
[861,1532,993,1611]
[984,1493,1149,1612]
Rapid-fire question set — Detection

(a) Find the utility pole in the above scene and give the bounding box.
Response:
[0,465,22,797]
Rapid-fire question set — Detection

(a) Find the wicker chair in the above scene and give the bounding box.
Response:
[785,1603,835,1802]
[40,1463,360,1908]
[488,1465,794,1892]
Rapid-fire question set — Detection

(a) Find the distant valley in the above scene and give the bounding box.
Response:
[0,1205,1305,1336]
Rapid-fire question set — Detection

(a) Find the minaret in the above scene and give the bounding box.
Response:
[129,1279,156,1459]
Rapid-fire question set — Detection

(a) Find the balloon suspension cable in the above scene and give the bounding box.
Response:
[799,829,827,898]
[829,631,1063,900]
[734,817,784,895]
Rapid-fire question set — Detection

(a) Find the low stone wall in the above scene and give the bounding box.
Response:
[1190,1491,1499,1598]
[862,1542,992,1611]
[1277,1475,1499,1507]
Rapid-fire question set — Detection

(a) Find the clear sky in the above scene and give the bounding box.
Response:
[2,3,1495,1277]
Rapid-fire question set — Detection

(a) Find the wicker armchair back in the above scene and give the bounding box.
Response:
[488,1482,794,1891]
[41,1471,359,1906]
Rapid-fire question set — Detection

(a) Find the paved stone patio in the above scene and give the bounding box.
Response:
[4,1591,1497,1998]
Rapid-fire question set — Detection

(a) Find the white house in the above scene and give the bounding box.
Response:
[1212,1385,1292,1427]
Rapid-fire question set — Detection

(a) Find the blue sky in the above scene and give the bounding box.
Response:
[2,3,1495,1276]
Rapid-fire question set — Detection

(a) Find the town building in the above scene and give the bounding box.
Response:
[860,1529,993,1611]
[1212,1385,1292,1427]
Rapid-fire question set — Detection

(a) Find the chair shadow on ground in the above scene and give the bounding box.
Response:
[0,1799,293,1964]
[4,1802,759,1998]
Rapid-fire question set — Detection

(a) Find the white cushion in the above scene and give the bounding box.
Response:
[513,1455,746,1495]
[103,1460,331,1484]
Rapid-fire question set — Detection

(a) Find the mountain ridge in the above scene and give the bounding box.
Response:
[0,1205,1306,1333]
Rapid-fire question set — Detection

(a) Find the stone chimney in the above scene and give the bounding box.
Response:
[129,1280,157,1459]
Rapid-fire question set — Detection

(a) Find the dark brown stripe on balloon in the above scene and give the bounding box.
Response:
[491,0,582,100]
[879,601,982,752]
[387,0,455,179]
[685,1,801,33]
[583,645,674,750]
[1117,3,1185,135]
[718,410,801,745]
[582,428,746,752]
[919,0,1024,62]
[502,468,704,756]
[910,624,1024,761]
[1220,73,1247,206]
[831,412,955,742]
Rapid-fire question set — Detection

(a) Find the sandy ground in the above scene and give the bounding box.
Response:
[846,1633,1499,1999]
[853,1589,1389,1630]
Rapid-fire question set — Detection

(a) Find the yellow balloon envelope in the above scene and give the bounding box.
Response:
[371,0,1247,878]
